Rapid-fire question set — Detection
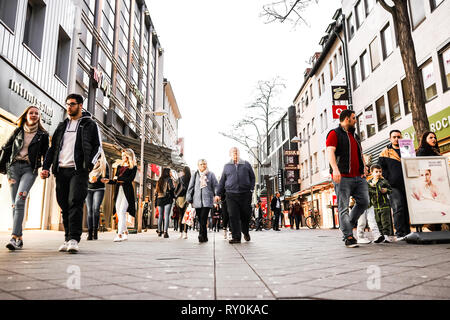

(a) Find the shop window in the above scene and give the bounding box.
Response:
[388,85,401,123]
[438,44,450,92]
[23,0,46,58]
[365,105,376,137]
[376,96,387,130]
[55,26,71,84]
[401,78,412,114]
[420,59,437,101]
[0,0,18,32]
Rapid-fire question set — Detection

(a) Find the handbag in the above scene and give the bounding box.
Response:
[176,196,186,208]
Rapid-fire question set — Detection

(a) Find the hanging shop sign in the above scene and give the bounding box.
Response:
[331,85,349,101]
[278,169,284,193]
[332,105,347,119]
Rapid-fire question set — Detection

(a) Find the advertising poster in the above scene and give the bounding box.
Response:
[399,139,416,158]
[283,211,290,227]
[401,157,450,224]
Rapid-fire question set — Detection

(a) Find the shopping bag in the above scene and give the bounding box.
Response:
[183,204,196,227]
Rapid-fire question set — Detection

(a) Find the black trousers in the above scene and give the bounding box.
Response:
[222,201,230,231]
[55,168,89,242]
[273,210,281,230]
[294,215,301,229]
[390,187,411,237]
[226,192,252,240]
[196,207,211,240]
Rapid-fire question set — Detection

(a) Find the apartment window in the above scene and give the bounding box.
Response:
[329,61,334,81]
[355,0,365,29]
[408,0,426,29]
[307,123,310,136]
[318,79,322,96]
[23,0,46,58]
[401,78,412,114]
[314,153,318,173]
[430,0,445,11]
[347,12,355,40]
[310,84,313,100]
[323,109,328,131]
[360,50,370,81]
[338,47,344,70]
[376,96,387,130]
[55,26,71,84]
[312,118,315,134]
[0,0,18,32]
[381,23,393,60]
[303,128,306,140]
[351,62,360,89]
[322,150,327,169]
[365,0,375,15]
[421,59,437,101]
[305,94,309,107]
[357,113,366,141]
[365,105,376,137]
[320,113,324,132]
[321,73,325,87]
[333,54,338,75]
[388,85,401,123]
[438,44,450,91]
[369,37,381,70]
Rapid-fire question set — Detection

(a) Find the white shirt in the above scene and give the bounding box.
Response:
[59,119,80,168]
[276,198,280,209]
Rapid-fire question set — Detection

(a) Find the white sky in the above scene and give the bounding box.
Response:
[146,0,341,176]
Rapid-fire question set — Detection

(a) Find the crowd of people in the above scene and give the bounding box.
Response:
[1,94,447,252]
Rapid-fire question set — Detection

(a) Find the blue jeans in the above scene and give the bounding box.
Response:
[333,176,369,239]
[158,203,172,233]
[8,161,38,237]
[85,189,105,230]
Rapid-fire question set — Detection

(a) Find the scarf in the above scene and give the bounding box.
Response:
[199,169,209,189]
[23,122,38,133]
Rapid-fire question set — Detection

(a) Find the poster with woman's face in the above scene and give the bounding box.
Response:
[402,157,450,224]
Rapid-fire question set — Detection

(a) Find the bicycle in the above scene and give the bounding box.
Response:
[305,210,321,229]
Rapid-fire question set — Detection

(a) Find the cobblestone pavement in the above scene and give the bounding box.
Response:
[1,228,450,300]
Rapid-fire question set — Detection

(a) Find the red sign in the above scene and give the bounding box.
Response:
[332,105,347,119]
[260,196,268,214]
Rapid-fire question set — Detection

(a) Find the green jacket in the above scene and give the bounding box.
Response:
[368,178,392,209]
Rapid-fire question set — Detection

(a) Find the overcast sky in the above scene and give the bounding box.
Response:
[146,0,341,176]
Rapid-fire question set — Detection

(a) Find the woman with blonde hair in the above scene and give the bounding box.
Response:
[0,106,49,250]
[104,148,137,242]
[86,150,109,240]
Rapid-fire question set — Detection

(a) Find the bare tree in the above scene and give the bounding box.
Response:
[263,0,430,142]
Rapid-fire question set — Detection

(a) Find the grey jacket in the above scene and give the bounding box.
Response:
[216,159,255,195]
[186,170,218,208]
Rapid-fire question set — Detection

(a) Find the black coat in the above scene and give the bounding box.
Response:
[43,111,101,174]
[416,146,440,156]
[271,196,281,212]
[108,165,137,217]
[0,127,49,175]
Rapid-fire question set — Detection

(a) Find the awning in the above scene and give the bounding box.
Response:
[102,134,186,171]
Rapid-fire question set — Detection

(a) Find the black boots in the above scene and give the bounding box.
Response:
[87,229,98,240]
[93,229,98,240]
[87,229,93,240]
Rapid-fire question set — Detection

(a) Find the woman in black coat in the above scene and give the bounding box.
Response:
[104,148,137,242]
[0,106,49,250]
[416,131,441,156]
[175,166,191,239]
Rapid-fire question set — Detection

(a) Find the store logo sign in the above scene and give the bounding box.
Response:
[8,79,54,125]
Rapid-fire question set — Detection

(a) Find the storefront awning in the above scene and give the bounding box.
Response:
[102,134,186,171]
[292,179,334,198]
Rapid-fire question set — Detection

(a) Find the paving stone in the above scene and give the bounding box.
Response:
[396,285,450,298]
[10,287,90,300]
[0,291,23,300]
[0,280,58,291]
[270,284,332,298]
[312,288,388,300]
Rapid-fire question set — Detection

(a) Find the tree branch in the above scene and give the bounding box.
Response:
[378,0,395,15]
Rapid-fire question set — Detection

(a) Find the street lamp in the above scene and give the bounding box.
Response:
[138,110,168,233]
[291,136,315,221]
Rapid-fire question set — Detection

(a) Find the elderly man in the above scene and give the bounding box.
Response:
[216,147,255,244]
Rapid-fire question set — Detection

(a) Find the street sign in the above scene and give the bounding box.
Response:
[278,169,284,193]
[331,85,349,101]
[332,105,347,119]
[284,150,300,156]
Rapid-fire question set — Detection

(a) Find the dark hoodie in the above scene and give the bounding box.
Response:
[43,111,102,175]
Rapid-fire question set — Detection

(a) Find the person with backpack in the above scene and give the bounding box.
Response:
[0,105,49,250]
[186,159,218,243]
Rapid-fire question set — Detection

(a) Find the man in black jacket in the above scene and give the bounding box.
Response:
[326,109,369,248]
[216,147,255,244]
[270,192,282,231]
[41,93,102,253]
[379,130,410,239]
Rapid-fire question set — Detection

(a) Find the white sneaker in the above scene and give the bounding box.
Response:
[67,240,79,253]
[58,241,68,252]
[122,233,128,241]
[223,229,227,240]
[113,235,123,242]
[383,235,391,243]
[357,237,371,244]
[183,232,188,239]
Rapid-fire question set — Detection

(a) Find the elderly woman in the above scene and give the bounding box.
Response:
[186,159,218,243]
